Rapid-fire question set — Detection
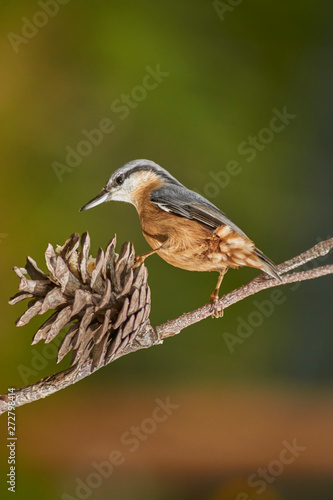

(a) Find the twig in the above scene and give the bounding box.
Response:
[1,238,332,415]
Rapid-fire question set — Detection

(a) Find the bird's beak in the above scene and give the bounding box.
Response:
[80,189,110,211]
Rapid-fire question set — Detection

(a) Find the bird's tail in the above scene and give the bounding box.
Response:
[254,248,282,281]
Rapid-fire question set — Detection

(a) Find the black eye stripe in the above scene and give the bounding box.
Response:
[116,175,124,185]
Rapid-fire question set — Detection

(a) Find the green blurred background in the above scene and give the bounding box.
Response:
[0,1,332,499]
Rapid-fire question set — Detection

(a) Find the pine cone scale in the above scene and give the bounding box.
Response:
[25,256,48,280]
[46,306,72,344]
[32,311,58,344]
[16,299,43,327]
[9,292,34,305]
[40,288,67,315]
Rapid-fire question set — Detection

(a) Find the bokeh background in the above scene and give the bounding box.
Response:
[0,1,332,499]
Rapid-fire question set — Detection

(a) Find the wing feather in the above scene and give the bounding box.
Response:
[150,185,247,237]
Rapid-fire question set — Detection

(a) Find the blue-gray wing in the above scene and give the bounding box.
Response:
[150,185,247,237]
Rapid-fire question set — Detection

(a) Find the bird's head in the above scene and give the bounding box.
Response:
[80,159,181,211]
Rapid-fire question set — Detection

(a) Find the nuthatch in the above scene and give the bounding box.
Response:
[81,159,281,316]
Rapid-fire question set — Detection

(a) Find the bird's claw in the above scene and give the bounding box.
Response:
[210,303,224,318]
[209,294,224,319]
[133,255,145,269]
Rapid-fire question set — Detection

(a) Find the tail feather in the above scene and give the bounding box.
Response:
[254,248,282,281]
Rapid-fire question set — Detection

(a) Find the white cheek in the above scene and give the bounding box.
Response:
[111,191,135,205]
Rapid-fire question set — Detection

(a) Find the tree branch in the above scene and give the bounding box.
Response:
[1,238,332,415]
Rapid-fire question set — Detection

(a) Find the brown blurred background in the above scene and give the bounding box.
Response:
[0,1,332,499]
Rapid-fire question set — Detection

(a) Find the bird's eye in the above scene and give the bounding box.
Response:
[115,175,124,185]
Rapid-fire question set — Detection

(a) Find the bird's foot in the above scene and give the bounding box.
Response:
[209,292,224,318]
[133,255,145,269]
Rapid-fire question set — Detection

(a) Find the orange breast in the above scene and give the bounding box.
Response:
[136,198,215,271]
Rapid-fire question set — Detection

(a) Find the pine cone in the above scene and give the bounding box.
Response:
[9,233,151,371]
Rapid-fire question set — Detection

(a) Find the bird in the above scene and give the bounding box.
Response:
[80,159,281,317]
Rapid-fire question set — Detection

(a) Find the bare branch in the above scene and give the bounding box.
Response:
[1,237,332,415]
[157,264,333,339]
